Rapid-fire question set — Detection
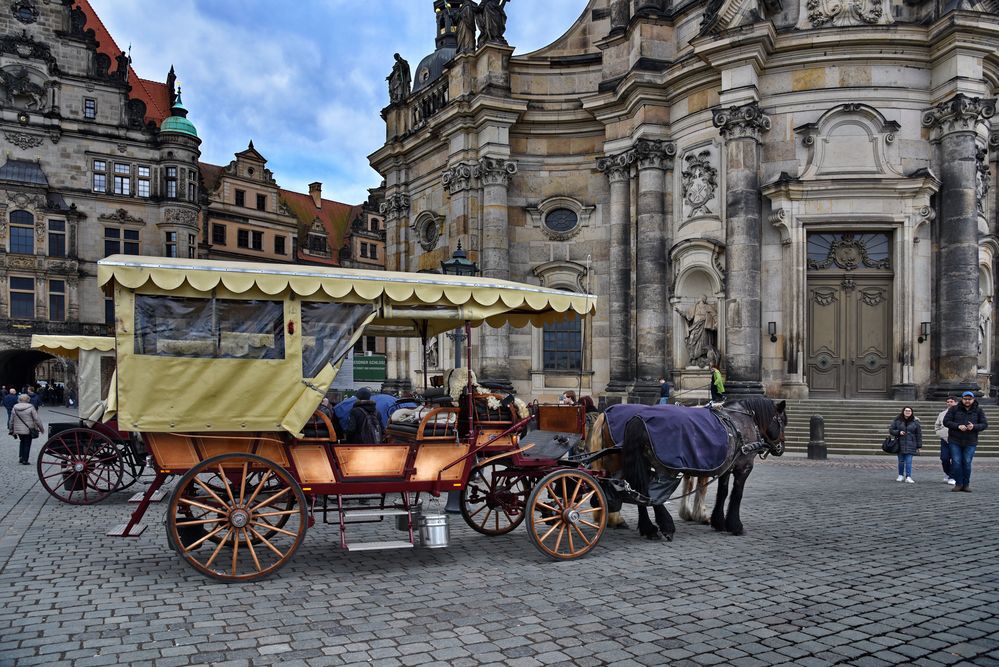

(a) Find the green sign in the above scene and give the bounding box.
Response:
[353,354,387,381]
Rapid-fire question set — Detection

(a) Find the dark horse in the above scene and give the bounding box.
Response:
[586,397,786,541]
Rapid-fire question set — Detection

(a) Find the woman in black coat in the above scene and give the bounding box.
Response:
[889,406,922,483]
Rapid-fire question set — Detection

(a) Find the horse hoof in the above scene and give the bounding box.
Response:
[664,533,674,542]
[711,521,725,532]
[612,521,629,530]
[729,526,745,536]
[644,532,661,541]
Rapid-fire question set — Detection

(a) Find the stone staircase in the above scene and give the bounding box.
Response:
[782,399,999,457]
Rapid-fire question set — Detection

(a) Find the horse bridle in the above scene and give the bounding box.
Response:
[722,405,785,459]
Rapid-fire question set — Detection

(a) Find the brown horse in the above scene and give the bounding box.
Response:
[585,398,787,540]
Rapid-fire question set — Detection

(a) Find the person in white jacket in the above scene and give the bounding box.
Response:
[934,396,957,485]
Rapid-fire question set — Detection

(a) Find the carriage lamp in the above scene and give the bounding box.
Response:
[918,321,931,344]
[768,321,778,343]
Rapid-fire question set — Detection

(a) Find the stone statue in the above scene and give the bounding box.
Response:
[675,295,719,368]
[979,295,992,359]
[448,0,478,53]
[426,336,439,369]
[387,53,411,104]
[476,0,510,47]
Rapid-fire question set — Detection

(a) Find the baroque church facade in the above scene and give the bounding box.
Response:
[370,0,999,402]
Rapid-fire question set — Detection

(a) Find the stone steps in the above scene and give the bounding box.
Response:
[780,399,999,457]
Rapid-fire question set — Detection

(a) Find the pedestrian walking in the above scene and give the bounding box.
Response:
[710,365,725,403]
[657,376,671,405]
[943,391,988,492]
[26,386,41,410]
[9,394,44,465]
[889,406,922,483]
[2,388,17,428]
[934,396,957,485]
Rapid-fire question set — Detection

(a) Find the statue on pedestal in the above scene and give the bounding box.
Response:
[676,295,719,368]
[446,0,478,53]
[387,53,411,104]
[476,0,511,46]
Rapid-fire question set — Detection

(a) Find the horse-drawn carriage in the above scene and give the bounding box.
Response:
[30,335,147,504]
[97,255,611,580]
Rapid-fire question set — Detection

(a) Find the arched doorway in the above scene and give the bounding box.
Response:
[0,348,58,393]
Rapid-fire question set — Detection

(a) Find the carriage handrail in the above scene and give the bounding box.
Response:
[433,413,535,492]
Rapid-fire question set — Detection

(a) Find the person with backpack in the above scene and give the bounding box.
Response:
[344,387,382,443]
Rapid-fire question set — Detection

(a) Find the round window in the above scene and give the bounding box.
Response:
[544,208,579,234]
[417,216,440,252]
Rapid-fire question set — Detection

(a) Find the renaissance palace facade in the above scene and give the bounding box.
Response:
[370,0,999,402]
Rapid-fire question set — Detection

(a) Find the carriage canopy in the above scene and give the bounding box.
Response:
[97,256,597,435]
[30,334,116,424]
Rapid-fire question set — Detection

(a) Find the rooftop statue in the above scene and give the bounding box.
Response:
[476,0,511,47]
[387,53,411,104]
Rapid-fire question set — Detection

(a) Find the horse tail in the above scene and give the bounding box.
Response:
[621,416,650,496]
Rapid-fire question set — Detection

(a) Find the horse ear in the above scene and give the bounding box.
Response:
[776,400,786,413]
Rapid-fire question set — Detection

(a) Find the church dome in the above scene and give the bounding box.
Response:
[160,90,198,138]
[412,46,456,94]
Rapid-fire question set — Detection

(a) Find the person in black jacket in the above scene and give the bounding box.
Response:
[889,407,922,483]
[344,388,382,444]
[943,391,988,492]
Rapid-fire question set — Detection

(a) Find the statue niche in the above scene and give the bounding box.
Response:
[676,295,720,369]
[0,66,48,111]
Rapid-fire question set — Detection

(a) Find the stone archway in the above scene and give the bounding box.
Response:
[0,348,56,391]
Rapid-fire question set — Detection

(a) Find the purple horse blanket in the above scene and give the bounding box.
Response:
[604,404,730,473]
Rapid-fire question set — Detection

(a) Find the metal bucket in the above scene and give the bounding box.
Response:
[395,501,422,531]
[418,513,449,548]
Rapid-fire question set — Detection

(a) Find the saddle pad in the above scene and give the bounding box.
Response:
[604,404,729,473]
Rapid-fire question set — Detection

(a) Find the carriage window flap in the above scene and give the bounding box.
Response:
[135,295,285,359]
[301,301,375,378]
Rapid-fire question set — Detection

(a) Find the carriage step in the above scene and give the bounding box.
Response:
[106,523,147,537]
[128,490,166,504]
[346,540,414,552]
[344,509,410,519]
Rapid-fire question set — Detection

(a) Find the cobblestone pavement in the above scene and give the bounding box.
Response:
[1,422,997,666]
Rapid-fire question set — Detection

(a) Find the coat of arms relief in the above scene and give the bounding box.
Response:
[681,149,719,221]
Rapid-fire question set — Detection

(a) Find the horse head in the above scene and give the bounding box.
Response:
[763,399,787,457]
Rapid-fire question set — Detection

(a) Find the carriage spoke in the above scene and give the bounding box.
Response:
[571,523,591,546]
[566,526,574,554]
[192,478,229,508]
[243,528,262,573]
[576,490,596,507]
[578,518,600,529]
[238,462,248,505]
[467,503,486,519]
[576,507,602,515]
[250,522,297,538]
[534,514,562,524]
[184,524,226,553]
[250,486,291,512]
[539,521,561,543]
[552,524,566,552]
[231,528,240,577]
[178,497,227,515]
[536,501,559,514]
[174,517,224,527]
[248,526,285,558]
[254,509,299,518]
[203,529,231,568]
[243,469,273,507]
[217,465,237,506]
[568,477,583,507]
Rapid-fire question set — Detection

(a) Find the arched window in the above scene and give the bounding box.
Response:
[9,210,34,254]
[543,289,582,371]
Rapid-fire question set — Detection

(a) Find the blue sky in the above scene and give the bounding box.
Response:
[89,0,589,204]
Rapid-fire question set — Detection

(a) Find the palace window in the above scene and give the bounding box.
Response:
[188,233,196,258]
[9,210,34,254]
[275,236,286,255]
[165,166,178,198]
[137,165,150,198]
[105,297,114,324]
[84,97,96,120]
[104,226,140,256]
[9,276,34,319]
[48,219,66,257]
[370,218,380,232]
[235,189,245,207]
[807,232,891,271]
[369,245,378,260]
[49,279,65,322]
[360,242,369,258]
[212,224,226,245]
[306,221,329,257]
[165,231,178,258]
[543,296,582,372]
[92,160,107,193]
[251,230,263,251]
[237,229,249,248]
[256,194,266,211]
[113,163,131,196]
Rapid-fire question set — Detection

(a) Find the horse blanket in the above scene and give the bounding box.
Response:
[604,404,730,473]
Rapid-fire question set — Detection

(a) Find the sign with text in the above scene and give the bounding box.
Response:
[353,354,387,382]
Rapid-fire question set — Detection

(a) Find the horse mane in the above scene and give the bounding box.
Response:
[725,396,777,433]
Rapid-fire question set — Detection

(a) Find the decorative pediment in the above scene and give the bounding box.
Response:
[700,0,782,35]
[798,0,893,29]
[795,104,902,180]
[99,208,144,225]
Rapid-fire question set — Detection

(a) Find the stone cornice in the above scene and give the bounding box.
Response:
[441,163,476,195]
[475,158,518,186]
[690,22,776,72]
[712,102,771,142]
[921,94,996,136]
[596,150,636,182]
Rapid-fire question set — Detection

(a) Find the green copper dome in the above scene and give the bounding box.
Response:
[160,89,198,138]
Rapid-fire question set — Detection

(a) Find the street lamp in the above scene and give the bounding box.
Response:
[440,241,478,514]
[440,240,478,368]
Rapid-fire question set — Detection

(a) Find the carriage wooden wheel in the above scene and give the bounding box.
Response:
[166,453,307,582]
[115,441,147,491]
[526,469,607,560]
[460,459,531,536]
[36,429,125,505]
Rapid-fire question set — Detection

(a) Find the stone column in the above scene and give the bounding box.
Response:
[631,139,674,403]
[380,192,412,393]
[442,162,475,370]
[597,151,636,394]
[923,94,996,397]
[713,102,770,397]
[475,157,517,389]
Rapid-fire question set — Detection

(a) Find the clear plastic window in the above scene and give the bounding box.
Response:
[301,301,374,378]
[134,295,285,359]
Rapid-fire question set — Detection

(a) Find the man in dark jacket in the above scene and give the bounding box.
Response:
[344,387,382,444]
[2,388,17,428]
[943,391,988,492]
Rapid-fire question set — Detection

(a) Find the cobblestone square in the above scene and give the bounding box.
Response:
[1,440,997,666]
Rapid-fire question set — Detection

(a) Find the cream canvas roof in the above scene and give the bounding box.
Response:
[31,335,115,359]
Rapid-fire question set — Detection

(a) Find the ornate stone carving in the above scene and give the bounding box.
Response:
[681,149,718,217]
[126,99,147,130]
[11,1,39,24]
[633,138,676,170]
[916,205,936,223]
[6,254,36,270]
[164,208,197,227]
[441,163,475,195]
[379,193,411,221]
[0,66,49,111]
[99,208,144,225]
[813,290,837,306]
[413,213,442,251]
[48,128,61,144]
[922,94,996,136]
[596,151,635,182]
[0,30,58,73]
[801,0,892,28]
[6,191,44,208]
[977,147,990,217]
[475,157,517,186]
[712,102,771,142]
[2,130,43,150]
[861,288,885,307]
[808,232,891,271]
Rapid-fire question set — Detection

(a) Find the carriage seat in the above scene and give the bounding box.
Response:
[301,411,339,441]
[385,406,459,443]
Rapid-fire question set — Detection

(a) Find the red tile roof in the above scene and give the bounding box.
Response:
[198,162,225,193]
[280,189,363,266]
[75,0,171,126]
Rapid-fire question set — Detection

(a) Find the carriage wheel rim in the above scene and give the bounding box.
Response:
[527,470,606,560]
[167,453,306,582]
[460,460,529,536]
[36,429,125,505]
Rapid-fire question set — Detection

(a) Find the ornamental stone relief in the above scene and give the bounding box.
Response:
[712,102,771,142]
[922,94,996,136]
[99,208,144,225]
[681,149,719,219]
[976,147,990,217]
[379,193,411,221]
[0,66,49,111]
[441,163,475,195]
[164,208,197,227]
[11,1,39,24]
[475,158,517,186]
[2,130,43,149]
[6,191,44,208]
[799,0,893,28]
[807,232,891,271]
